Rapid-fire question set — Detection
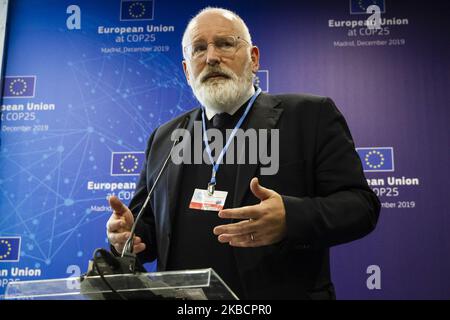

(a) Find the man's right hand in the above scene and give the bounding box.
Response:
[106,196,146,254]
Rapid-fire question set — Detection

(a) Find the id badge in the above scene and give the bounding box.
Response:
[189,188,228,211]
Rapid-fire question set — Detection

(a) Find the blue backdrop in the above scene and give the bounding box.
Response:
[0,0,449,299]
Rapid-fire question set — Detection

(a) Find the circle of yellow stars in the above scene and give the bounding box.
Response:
[9,78,27,96]
[358,0,378,11]
[129,2,146,18]
[365,150,385,169]
[0,239,12,260]
[120,155,139,173]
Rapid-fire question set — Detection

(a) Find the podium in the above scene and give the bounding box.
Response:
[5,268,239,300]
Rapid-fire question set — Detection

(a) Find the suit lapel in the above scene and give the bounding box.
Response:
[232,93,283,208]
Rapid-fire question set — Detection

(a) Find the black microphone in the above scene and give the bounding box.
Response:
[83,115,190,279]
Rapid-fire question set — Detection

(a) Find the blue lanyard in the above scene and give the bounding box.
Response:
[201,87,262,195]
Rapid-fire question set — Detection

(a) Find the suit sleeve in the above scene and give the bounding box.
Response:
[282,97,380,249]
[127,129,158,264]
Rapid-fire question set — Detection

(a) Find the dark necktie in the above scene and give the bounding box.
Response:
[211,112,233,129]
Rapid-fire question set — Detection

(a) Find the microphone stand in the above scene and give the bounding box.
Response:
[80,116,190,299]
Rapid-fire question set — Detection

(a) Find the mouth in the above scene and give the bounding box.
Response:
[202,72,230,83]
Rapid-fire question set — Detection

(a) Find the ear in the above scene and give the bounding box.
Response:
[182,60,191,85]
[250,46,260,73]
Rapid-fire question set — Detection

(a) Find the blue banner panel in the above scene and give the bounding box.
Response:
[0,0,449,299]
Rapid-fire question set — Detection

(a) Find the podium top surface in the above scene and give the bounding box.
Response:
[5,268,239,300]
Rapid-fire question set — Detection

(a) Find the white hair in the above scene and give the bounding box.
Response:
[181,7,253,58]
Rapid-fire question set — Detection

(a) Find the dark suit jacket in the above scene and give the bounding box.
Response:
[128,93,380,300]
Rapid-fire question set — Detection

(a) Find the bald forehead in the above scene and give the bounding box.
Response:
[185,11,246,42]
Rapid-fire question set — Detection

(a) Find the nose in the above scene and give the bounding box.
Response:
[205,43,220,66]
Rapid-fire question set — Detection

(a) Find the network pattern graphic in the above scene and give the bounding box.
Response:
[0,25,196,273]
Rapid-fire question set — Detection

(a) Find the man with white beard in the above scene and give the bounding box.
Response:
[106,7,380,300]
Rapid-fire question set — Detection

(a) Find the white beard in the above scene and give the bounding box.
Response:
[190,62,254,115]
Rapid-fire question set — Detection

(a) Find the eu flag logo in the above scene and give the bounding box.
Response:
[3,76,36,98]
[254,70,269,93]
[0,237,21,262]
[350,0,385,14]
[356,147,394,172]
[120,0,154,21]
[111,152,145,176]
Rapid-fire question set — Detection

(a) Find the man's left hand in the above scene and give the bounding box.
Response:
[213,177,287,247]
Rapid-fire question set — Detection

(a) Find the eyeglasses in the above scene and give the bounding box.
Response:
[183,35,250,61]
